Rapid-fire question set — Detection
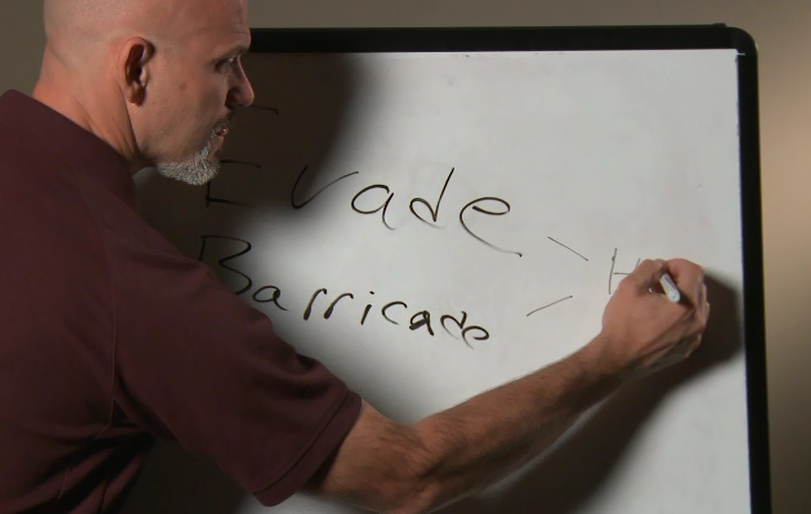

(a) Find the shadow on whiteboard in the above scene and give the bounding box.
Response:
[121,276,740,514]
[135,52,359,258]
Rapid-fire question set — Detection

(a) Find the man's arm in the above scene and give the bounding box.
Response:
[306,258,709,514]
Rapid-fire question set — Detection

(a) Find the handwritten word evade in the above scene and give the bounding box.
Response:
[208,165,523,256]
[199,236,491,349]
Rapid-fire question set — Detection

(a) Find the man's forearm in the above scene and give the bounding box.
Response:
[410,334,624,511]
[310,334,625,514]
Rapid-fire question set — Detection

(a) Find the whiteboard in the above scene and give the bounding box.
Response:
[126,27,769,514]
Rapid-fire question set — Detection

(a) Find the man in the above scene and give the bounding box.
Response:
[0,0,710,513]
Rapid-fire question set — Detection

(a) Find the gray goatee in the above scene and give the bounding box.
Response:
[156,120,230,186]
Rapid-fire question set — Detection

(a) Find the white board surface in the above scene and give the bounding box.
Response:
[127,47,754,514]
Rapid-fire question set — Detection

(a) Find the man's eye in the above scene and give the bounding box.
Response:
[218,56,239,70]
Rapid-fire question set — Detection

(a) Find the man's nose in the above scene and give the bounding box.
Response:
[235,75,256,108]
[228,64,256,108]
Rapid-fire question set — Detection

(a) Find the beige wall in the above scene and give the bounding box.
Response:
[2,1,809,512]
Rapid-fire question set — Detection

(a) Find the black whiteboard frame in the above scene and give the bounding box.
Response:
[248,25,770,514]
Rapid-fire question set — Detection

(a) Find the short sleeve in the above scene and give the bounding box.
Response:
[106,229,361,505]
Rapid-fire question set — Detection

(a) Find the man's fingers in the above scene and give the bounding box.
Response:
[623,258,709,318]
[666,259,705,301]
[697,284,710,329]
[698,283,708,312]
[626,259,667,293]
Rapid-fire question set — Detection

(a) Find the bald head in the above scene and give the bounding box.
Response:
[44,0,137,36]
[43,0,197,70]
[34,0,254,181]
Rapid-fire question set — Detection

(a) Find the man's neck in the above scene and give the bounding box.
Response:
[32,61,145,174]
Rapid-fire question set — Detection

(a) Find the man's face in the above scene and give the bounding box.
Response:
[136,0,254,185]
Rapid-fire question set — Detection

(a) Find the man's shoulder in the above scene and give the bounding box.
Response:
[0,111,79,195]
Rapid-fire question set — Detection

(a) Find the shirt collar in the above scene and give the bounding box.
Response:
[0,89,137,209]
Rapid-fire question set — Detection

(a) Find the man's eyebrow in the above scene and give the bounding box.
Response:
[213,44,250,62]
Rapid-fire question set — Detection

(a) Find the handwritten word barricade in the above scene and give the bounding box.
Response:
[198,236,491,349]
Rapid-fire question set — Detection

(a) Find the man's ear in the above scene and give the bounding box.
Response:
[118,37,154,105]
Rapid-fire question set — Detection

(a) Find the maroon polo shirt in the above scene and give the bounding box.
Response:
[0,90,361,513]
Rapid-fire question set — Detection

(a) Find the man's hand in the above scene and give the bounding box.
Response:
[597,258,710,380]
